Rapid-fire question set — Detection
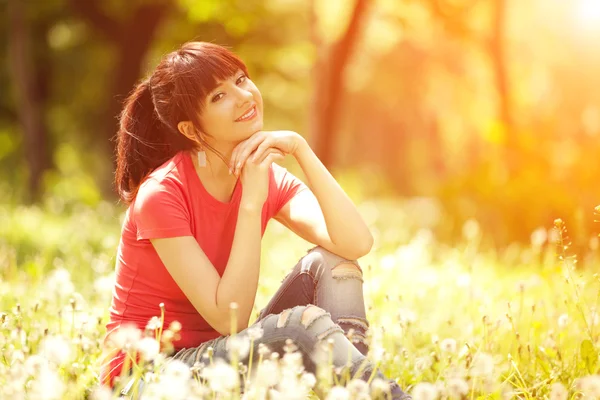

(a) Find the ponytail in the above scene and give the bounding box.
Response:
[114,80,192,204]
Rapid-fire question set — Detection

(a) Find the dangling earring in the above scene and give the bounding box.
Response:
[197,149,207,167]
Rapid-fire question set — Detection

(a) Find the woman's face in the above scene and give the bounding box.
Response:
[199,70,264,144]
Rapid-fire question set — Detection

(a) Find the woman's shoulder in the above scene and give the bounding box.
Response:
[135,152,188,206]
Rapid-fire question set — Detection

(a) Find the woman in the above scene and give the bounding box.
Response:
[102,41,410,399]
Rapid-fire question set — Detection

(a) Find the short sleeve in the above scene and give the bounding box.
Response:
[271,164,310,216]
[133,178,192,240]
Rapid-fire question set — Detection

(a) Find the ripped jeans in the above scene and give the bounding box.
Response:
[172,246,411,399]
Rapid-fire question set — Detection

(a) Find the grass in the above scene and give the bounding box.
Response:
[0,197,599,399]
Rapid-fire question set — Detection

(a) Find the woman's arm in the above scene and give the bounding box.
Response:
[289,138,374,259]
[151,206,262,335]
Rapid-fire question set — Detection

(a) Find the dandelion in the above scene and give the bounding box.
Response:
[201,359,240,392]
[247,325,264,341]
[557,313,569,329]
[90,385,113,400]
[440,338,457,353]
[38,335,72,365]
[136,337,160,361]
[163,359,192,382]
[347,379,370,396]
[255,359,280,387]
[46,268,75,298]
[469,353,494,378]
[327,386,351,400]
[549,382,568,400]
[227,334,250,359]
[27,368,65,400]
[371,378,392,398]
[412,382,439,400]
[146,316,161,331]
[575,376,600,398]
[446,378,469,399]
[300,372,317,389]
[414,356,433,372]
[108,324,142,349]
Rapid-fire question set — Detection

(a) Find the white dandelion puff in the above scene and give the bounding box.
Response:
[557,314,569,329]
[201,359,239,392]
[227,334,251,359]
[446,378,469,398]
[247,325,264,341]
[469,353,494,378]
[38,335,72,365]
[412,382,439,400]
[135,337,160,361]
[327,386,350,400]
[549,382,568,400]
[440,338,457,353]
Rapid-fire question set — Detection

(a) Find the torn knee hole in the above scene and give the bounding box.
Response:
[300,305,328,328]
[276,309,292,328]
[331,263,363,280]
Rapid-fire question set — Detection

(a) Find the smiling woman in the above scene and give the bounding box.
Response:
[103,41,409,399]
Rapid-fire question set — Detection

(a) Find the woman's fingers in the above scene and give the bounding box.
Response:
[257,148,284,166]
[230,132,265,175]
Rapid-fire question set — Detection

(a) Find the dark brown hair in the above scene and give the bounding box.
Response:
[114,41,249,204]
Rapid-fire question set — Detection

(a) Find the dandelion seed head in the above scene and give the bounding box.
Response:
[446,378,469,398]
[136,337,160,361]
[326,386,350,400]
[440,338,457,353]
[347,379,369,394]
[201,359,239,392]
[227,335,250,359]
[469,353,494,378]
[163,359,191,381]
[549,382,568,400]
[412,382,439,400]
[145,316,161,331]
[247,325,264,341]
[557,313,569,329]
[576,375,600,398]
[108,324,142,349]
[38,335,72,365]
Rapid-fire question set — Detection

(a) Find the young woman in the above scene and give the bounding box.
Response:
[101,41,410,399]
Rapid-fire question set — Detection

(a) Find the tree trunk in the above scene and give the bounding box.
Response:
[7,0,52,203]
[309,0,371,169]
[489,0,516,175]
[69,0,168,196]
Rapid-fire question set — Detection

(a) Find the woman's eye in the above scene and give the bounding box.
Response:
[211,93,223,102]
[236,75,247,85]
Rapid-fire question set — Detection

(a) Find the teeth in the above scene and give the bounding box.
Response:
[238,106,255,121]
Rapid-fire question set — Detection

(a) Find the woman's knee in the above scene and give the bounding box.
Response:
[303,246,364,281]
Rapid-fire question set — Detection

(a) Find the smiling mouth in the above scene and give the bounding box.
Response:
[235,105,257,122]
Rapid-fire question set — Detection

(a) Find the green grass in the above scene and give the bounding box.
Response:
[0,198,598,399]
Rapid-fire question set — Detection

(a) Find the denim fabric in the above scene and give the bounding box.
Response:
[123,246,411,399]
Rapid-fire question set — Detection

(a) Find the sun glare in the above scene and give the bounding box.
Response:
[576,0,600,29]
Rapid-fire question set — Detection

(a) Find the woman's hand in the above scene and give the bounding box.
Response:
[229,130,305,177]
[239,147,285,209]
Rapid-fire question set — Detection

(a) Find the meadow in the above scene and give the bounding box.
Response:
[1,195,599,400]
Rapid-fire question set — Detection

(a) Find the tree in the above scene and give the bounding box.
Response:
[309,0,371,168]
[7,0,53,202]
[68,0,170,195]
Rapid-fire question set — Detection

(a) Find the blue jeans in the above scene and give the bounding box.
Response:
[125,246,411,399]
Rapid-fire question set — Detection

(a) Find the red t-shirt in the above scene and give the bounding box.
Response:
[100,150,308,386]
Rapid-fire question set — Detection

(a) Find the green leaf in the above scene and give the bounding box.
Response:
[581,339,598,374]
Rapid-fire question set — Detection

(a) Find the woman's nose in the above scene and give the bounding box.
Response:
[235,86,253,105]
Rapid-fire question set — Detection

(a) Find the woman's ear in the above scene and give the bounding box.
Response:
[177,121,197,141]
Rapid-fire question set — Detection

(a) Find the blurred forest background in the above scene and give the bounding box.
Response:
[1,0,600,248]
